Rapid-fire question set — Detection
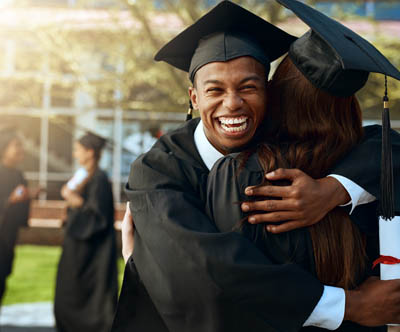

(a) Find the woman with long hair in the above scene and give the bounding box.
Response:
[206,53,385,331]
[54,132,118,332]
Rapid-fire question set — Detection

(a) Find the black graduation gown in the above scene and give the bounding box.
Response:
[0,165,30,304]
[206,151,386,332]
[112,119,399,332]
[54,168,118,332]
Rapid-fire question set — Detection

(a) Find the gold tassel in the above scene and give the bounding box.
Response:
[186,100,193,121]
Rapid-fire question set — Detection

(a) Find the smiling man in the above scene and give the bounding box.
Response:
[189,56,267,154]
[112,1,400,332]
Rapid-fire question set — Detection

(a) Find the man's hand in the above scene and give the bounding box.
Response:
[8,185,30,204]
[241,168,350,233]
[122,202,135,263]
[345,277,400,326]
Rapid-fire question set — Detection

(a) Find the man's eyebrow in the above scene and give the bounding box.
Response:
[239,76,262,84]
[202,76,263,86]
[203,79,223,85]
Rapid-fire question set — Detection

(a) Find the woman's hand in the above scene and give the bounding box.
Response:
[122,202,135,263]
[8,185,30,204]
[29,187,43,200]
[61,185,84,208]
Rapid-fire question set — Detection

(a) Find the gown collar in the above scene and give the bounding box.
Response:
[194,120,224,171]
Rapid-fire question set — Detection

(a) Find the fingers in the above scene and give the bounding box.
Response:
[265,168,304,181]
[246,211,302,224]
[264,221,304,234]
[122,202,134,231]
[245,169,306,199]
[122,202,135,263]
[245,184,293,198]
[242,199,302,213]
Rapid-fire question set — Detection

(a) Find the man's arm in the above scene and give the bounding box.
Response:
[241,125,400,233]
[116,147,324,332]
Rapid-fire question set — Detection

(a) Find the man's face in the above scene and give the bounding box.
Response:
[189,56,267,155]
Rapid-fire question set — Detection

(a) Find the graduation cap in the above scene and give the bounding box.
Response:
[277,0,400,219]
[154,0,296,120]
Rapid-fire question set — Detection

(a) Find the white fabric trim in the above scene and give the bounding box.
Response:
[328,174,376,214]
[194,120,224,171]
[303,286,346,330]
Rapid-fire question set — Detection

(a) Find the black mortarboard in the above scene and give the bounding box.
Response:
[155,0,296,83]
[78,132,106,153]
[276,0,400,96]
[278,0,400,219]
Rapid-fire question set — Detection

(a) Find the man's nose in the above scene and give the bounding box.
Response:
[223,92,243,111]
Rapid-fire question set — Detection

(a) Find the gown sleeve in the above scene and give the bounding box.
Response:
[330,125,400,213]
[117,145,324,332]
[66,172,114,240]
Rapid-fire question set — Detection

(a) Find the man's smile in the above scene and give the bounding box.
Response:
[217,116,249,134]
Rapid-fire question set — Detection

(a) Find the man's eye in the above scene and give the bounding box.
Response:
[240,85,256,91]
[206,87,222,93]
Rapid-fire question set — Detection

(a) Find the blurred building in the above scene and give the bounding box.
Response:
[0,0,184,201]
[0,0,399,202]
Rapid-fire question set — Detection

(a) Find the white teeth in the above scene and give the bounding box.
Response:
[219,116,248,125]
[221,121,248,133]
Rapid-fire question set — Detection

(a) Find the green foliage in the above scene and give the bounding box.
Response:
[2,245,125,305]
[357,37,400,119]
[5,0,399,119]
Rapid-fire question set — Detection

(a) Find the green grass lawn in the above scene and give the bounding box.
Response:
[2,245,125,305]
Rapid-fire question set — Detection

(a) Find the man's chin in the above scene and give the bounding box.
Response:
[222,141,252,154]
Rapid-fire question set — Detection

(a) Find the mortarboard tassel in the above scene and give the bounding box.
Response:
[186,100,193,121]
[380,75,395,220]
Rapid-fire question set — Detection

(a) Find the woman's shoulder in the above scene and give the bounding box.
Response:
[208,152,264,196]
[91,168,110,184]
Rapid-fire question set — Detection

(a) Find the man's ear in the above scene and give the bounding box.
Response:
[188,87,198,110]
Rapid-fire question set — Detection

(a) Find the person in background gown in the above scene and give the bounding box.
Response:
[0,126,31,307]
[54,132,118,332]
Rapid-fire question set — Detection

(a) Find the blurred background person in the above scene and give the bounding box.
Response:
[0,126,34,307]
[54,132,118,332]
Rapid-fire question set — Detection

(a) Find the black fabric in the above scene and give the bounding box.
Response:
[116,118,323,332]
[54,169,118,332]
[154,0,296,80]
[206,152,385,332]
[0,165,29,306]
[278,0,400,96]
[112,119,391,332]
[111,119,394,332]
[290,30,369,97]
[188,31,271,82]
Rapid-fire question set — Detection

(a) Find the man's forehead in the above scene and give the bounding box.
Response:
[195,56,266,84]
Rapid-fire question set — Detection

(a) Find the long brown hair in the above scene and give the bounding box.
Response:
[254,56,366,289]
